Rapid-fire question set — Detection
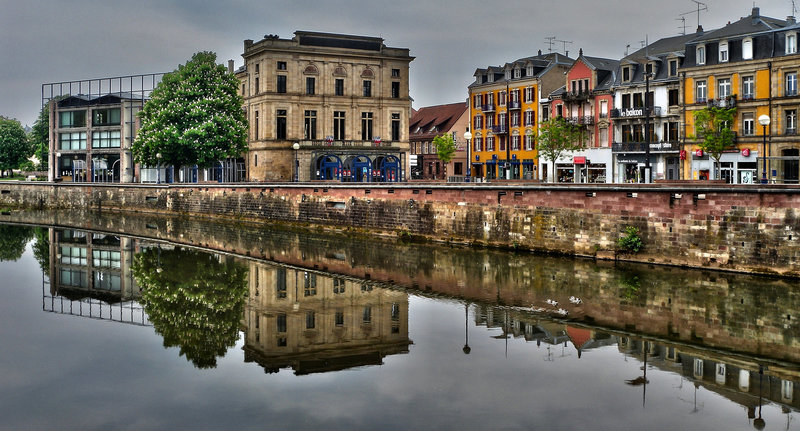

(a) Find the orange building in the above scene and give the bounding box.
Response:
[467,52,572,180]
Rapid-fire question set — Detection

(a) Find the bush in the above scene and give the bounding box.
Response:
[618,226,643,254]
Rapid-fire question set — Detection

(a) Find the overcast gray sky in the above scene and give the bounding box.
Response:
[1,0,796,126]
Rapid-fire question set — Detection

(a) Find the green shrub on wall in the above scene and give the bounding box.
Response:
[618,226,643,254]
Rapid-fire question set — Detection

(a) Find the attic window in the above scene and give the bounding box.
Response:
[645,63,653,75]
[527,66,534,76]
[304,64,319,75]
[622,66,631,82]
[787,32,798,55]
[361,68,375,78]
[333,66,347,76]
[719,41,729,62]
[429,125,437,132]
[669,59,678,76]
[514,68,521,78]
[743,37,753,60]
[696,45,706,65]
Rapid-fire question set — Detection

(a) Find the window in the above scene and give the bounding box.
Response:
[473,94,481,107]
[93,250,121,269]
[622,67,630,82]
[334,78,344,96]
[525,87,534,103]
[621,94,631,110]
[696,80,707,102]
[525,110,534,126]
[60,246,87,265]
[335,311,345,327]
[91,131,120,148]
[786,109,797,134]
[304,272,317,296]
[277,314,287,332]
[276,267,286,298]
[276,109,287,140]
[513,68,521,78]
[486,136,494,151]
[486,114,494,128]
[306,77,315,95]
[277,75,286,93]
[668,89,679,106]
[473,115,482,130]
[277,61,287,70]
[59,132,86,150]
[719,41,729,62]
[391,113,400,141]
[392,68,400,77]
[743,37,753,60]
[600,100,608,117]
[254,111,259,140]
[362,306,372,324]
[391,81,400,98]
[361,112,373,140]
[363,80,372,97]
[499,90,506,106]
[59,110,86,128]
[512,135,520,150]
[787,33,798,54]
[255,77,259,94]
[645,63,653,75]
[306,311,316,329]
[304,110,317,140]
[511,111,520,127]
[786,72,797,96]
[718,78,731,98]
[742,76,754,99]
[333,111,345,140]
[525,134,534,150]
[669,60,678,76]
[696,45,706,65]
[92,108,120,126]
[474,136,482,152]
[743,113,755,135]
[254,63,259,75]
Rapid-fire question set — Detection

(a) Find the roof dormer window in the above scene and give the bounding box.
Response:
[622,66,631,82]
[787,32,798,54]
[696,45,706,65]
[505,69,511,80]
[514,68,521,79]
[719,41,729,62]
[743,37,753,60]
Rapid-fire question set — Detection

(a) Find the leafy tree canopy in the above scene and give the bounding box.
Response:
[133,51,248,171]
[131,246,248,369]
[532,117,586,182]
[0,117,31,175]
[0,225,34,262]
[433,133,457,179]
[693,106,737,163]
[29,104,51,170]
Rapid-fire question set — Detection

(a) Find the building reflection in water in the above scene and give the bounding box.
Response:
[29,222,800,424]
[242,261,411,375]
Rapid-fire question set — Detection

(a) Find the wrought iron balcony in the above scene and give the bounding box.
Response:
[787,128,797,136]
[563,91,591,102]
[612,141,681,152]
[481,104,495,112]
[507,101,521,110]
[300,139,393,148]
[707,97,736,108]
[491,125,508,134]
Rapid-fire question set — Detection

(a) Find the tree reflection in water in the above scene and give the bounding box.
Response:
[0,225,33,261]
[132,247,248,368]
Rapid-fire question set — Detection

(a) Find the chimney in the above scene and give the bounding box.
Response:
[538,49,542,56]
[788,16,797,25]
[696,25,704,34]
[752,7,760,17]
[228,60,234,73]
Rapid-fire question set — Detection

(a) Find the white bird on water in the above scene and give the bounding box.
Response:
[569,296,582,304]
[546,299,558,306]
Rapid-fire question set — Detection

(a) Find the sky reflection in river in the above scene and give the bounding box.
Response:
[0,220,797,430]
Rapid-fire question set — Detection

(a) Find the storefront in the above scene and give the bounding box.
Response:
[541,148,612,183]
[612,142,680,183]
[689,149,758,184]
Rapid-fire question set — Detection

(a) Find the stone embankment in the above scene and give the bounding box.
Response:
[2,181,800,276]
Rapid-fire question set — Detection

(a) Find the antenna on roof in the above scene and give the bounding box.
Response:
[792,0,798,16]
[625,44,631,56]
[544,36,572,56]
[677,16,687,35]
[680,0,708,31]
[544,36,556,52]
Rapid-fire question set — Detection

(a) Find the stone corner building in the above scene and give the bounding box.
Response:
[238,31,414,182]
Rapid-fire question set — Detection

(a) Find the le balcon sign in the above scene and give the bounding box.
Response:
[619,108,645,117]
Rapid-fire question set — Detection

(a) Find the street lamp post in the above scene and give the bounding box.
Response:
[758,115,770,184]
[292,142,300,182]
[464,129,472,182]
[644,71,653,183]
[505,80,511,180]
[156,153,162,184]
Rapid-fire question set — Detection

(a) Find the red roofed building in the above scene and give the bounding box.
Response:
[409,102,469,180]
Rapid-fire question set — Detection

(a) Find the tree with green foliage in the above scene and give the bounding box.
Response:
[131,246,248,369]
[0,117,31,177]
[133,51,248,173]
[29,104,51,171]
[433,133,457,180]
[693,105,737,180]
[531,117,586,182]
[32,227,50,273]
[0,225,34,261]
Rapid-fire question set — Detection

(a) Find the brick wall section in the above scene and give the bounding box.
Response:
[3,182,800,275]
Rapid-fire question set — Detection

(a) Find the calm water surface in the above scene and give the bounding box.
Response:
[0,215,798,430]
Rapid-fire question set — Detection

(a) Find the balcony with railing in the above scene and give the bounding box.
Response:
[507,101,521,110]
[491,125,508,134]
[707,97,736,108]
[563,91,590,102]
[611,141,681,153]
[481,104,495,112]
[786,128,797,136]
[300,138,394,148]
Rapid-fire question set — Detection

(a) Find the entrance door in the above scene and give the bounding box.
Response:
[783,149,799,183]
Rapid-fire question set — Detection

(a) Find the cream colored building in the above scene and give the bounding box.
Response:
[238,31,414,182]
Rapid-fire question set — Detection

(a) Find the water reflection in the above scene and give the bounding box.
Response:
[0,224,33,261]
[6,212,800,428]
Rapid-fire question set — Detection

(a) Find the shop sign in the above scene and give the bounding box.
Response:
[573,156,586,164]
[680,150,687,160]
[742,148,751,157]
[620,108,644,117]
[695,149,704,157]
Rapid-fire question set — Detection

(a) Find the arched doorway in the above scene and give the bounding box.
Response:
[343,155,372,182]
[316,154,343,180]
[375,155,401,182]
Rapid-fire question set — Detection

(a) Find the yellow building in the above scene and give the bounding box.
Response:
[682,8,800,183]
[467,52,572,180]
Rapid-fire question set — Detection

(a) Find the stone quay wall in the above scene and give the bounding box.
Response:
[3,181,800,276]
